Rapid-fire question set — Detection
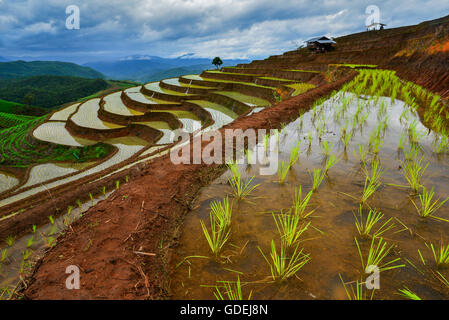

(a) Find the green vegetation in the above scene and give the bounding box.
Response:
[0,60,104,80]
[0,112,37,129]
[0,99,23,113]
[212,57,223,70]
[0,116,113,167]
[0,75,110,108]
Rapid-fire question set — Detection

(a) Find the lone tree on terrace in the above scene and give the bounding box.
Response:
[212,57,223,70]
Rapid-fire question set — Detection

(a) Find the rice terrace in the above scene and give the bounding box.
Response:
[0,2,449,304]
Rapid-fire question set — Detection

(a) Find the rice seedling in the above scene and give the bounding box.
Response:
[355,237,404,272]
[76,199,82,208]
[200,212,230,258]
[410,186,449,221]
[289,141,301,167]
[277,161,291,185]
[307,131,313,146]
[339,275,375,300]
[115,180,120,189]
[341,129,352,150]
[369,129,384,154]
[26,236,35,248]
[272,212,311,248]
[397,287,421,300]
[292,187,315,219]
[5,235,15,247]
[433,136,449,154]
[360,160,384,205]
[354,144,368,165]
[310,169,326,193]
[258,241,310,282]
[227,163,260,199]
[0,249,8,262]
[321,141,334,157]
[101,186,106,196]
[324,155,339,174]
[89,193,94,203]
[398,132,407,151]
[214,276,252,300]
[428,241,449,267]
[353,206,395,239]
[408,120,426,144]
[401,154,428,193]
[210,196,233,229]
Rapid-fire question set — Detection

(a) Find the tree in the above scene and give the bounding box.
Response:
[212,57,223,70]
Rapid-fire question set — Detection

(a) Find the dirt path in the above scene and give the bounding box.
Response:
[22,74,355,300]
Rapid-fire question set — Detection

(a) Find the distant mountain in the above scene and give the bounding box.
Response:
[0,61,105,80]
[84,56,250,82]
[0,75,109,108]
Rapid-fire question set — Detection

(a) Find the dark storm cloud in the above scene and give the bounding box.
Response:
[0,0,448,62]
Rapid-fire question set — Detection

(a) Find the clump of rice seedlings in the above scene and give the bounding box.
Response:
[292,187,315,219]
[5,235,15,247]
[339,275,375,300]
[258,241,310,282]
[355,237,404,272]
[214,276,252,300]
[398,132,407,151]
[428,241,449,267]
[340,128,352,149]
[402,154,428,193]
[273,212,310,248]
[26,236,35,248]
[353,206,395,239]
[321,141,334,157]
[310,169,326,193]
[101,186,107,196]
[76,199,82,208]
[115,180,120,190]
[397,287,421,300]
[277,161,291,185]
[433,135,449,154]
[228,163,260,199]
[408,120,426,144]
[360,160,384,205]
[67,205,74,215]
[200,199,232,257]
[210,196,233,229]
[307,131,313,146]
[411,186,449,221]
[369,128,384,154]
[1,248,8,262]
[324,155,339,175]
[354,144,368,165]
[289,141,301,167]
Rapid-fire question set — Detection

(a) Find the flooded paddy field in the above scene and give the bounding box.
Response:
[170,70,449,300]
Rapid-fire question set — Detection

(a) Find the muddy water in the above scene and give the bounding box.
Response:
[170,92,449,300]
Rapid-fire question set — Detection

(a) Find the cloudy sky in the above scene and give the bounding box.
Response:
[0,0,448,63]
